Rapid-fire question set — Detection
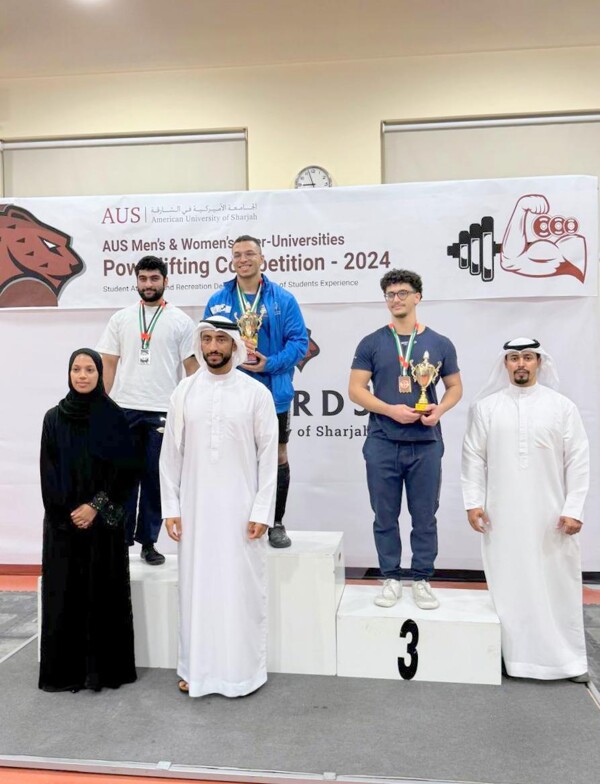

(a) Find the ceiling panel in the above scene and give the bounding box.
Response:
[1,0,600,79]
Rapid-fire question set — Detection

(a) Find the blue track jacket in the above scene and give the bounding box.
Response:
[204,275,308,413]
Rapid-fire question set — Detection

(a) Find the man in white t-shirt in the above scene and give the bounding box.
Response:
[97,256,198,565]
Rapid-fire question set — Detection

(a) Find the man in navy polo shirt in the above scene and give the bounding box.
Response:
[349,269,462,609]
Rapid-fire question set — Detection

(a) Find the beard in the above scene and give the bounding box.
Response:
[203,351,232,369]
[513,372,530,385]
[138,286,165,303]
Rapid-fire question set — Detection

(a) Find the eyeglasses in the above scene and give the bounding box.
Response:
[384,290,416,301]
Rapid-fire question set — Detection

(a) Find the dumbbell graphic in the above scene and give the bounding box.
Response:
[447,217,502,282]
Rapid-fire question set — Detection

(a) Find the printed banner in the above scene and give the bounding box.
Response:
[0,175,597,309]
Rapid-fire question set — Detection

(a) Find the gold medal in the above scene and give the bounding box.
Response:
[398,376,412,394]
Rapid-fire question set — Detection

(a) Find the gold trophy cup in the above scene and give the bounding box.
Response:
[237,308,265,365]
[410,351,442,411]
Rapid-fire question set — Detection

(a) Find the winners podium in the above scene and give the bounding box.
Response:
[128,530,345,675]
[39,531,502,684]
[337,584,501,684]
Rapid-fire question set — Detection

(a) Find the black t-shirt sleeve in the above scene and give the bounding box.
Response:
[351,334,374,372]
[440,337,460,378]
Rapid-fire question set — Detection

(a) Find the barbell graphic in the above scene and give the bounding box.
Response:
[447,217,502,282]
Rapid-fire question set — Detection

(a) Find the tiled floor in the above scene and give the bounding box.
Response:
[0,592,37,661]
[583,604,600,682]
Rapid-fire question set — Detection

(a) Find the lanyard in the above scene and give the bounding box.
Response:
[389,323,419,376]
[139,300,166,349]
[236,280,262,315]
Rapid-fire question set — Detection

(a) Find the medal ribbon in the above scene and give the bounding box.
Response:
[236,280,262,316]
[139,300,166,349]
[389,323,419,376]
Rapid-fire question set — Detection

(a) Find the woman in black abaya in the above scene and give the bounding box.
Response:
[39,349,138,692]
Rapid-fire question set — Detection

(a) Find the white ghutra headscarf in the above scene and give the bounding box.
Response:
[473,337,560,403]
[193,316,248,369]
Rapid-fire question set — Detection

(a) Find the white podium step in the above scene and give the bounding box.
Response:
[129,530,344,673]
[129,556,179,669]
[267,530,344,675]
[337,584,501,685]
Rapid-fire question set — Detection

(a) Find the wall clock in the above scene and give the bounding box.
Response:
[294,165,333,188]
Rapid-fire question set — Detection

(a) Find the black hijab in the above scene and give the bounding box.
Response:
[59,348,106,420]
[58,349,135,464]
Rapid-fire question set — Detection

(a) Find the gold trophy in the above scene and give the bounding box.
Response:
[237,307,265,365]
[410,351,442,411]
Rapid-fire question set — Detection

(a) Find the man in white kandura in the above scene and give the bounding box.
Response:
[461,337,589,682]
[159,317,278,697]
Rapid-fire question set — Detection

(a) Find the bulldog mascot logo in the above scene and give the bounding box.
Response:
[0,204,85,307]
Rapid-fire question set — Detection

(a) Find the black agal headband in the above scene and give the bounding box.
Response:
[503,338,541,352]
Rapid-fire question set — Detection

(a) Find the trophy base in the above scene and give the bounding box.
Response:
[413,402,429,412]
[245,352,259,365]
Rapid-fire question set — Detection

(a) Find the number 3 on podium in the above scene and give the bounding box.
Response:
[398,619,419,680]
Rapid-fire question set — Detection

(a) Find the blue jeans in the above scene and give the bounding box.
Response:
[122,408,166,547]
[363,436,443,581]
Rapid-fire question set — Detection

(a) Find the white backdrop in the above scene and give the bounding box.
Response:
[1,177,598,569]
[1,297,598,569]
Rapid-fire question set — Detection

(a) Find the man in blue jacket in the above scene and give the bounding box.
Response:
[205,235,308,548]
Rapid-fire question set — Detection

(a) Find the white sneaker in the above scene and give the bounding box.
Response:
[412,580,440,610]
[374,578,402,607]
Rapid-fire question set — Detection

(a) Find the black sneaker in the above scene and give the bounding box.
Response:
[268,522,291,549]
[141,544,165,565]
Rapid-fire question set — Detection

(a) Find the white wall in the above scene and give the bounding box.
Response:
[2,46,600,189]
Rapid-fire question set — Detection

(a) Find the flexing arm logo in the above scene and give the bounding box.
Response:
[0,205,85,307]
[500,195,586,282]
[447,194,587,284]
